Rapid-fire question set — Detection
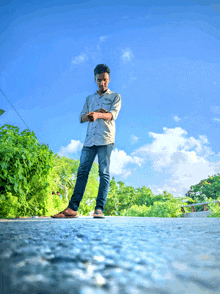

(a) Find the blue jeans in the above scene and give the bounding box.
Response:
[68,144,114,212]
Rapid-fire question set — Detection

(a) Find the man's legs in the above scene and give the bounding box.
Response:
[95,143,114,212]
[68,146,97,211]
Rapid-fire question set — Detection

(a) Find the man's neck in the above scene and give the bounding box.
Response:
[97,89,108,96]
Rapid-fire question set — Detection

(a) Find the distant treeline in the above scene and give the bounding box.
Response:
[0,124,219,218]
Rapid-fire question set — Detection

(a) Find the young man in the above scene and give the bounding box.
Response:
[52,64,121,219]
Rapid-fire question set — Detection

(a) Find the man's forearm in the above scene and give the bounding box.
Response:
[97,112,112,120]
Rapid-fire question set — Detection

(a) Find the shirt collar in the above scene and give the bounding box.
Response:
[95,89,112,96]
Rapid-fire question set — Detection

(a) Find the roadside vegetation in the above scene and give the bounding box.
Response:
[0,124,219,218]
[186,176,220,217]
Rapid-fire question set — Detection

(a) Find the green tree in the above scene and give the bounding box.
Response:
[0,124,53,217]
[105,179,183,217]
[185,174,220,211]
[51,155,79,201]
[116,181,136,214]
[131,186,155,207]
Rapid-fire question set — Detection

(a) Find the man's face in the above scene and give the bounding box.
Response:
[95,72,110,93]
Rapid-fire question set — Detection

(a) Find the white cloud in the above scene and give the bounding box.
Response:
[58,140,83,156]
[133,127,220,196]
[198,135,208,144]
[121,48,134,63]
[97,35,107,50]
[72,54,87,64]
[110,148,142,178]
[173,115,181,122]
[130,134,140,145]
[99,35,107,43]
[213,118,220,122]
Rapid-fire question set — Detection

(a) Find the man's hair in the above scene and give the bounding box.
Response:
[94,64,110,77]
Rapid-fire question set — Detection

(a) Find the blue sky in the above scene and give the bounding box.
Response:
[1,0,220,196]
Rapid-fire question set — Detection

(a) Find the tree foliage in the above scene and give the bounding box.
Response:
[50,155,79,200]
[185,174,220,212]
[185,174,220,201]
[104,178,184,217]
[208,198,220,217]
[0,124,100,218]
[0,125,54,217]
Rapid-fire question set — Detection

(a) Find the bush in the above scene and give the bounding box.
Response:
[120,205,152,217]
[208,199,220,217]
[0,193,19,218]
[149,201,182,217]
[0,124,54,217]
[120,199,183,218]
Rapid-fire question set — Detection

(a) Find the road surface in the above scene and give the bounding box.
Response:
[1,216,220,293]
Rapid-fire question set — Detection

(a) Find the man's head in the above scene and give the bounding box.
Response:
[57,191,60,195]
[94,64,110,94]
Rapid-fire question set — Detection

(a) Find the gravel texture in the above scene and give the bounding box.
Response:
[0,216,220,294]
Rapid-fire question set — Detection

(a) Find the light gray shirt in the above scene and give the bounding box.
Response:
[80,89,121,147]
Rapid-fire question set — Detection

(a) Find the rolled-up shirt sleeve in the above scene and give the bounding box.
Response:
[109,94,121,120]
[79,97,89,123]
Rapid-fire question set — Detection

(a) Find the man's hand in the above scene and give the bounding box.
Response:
[85,108,112,122]
[87,108,109,122]
[81,109,108,123]
[87,111,99,122]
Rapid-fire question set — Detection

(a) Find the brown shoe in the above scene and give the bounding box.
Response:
[51,207,78,218]
[93,209,105,219]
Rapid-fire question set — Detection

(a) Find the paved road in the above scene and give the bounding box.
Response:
[1,217,220,294]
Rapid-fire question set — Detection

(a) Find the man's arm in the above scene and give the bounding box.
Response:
[97,112,112,120]
[80,97,89,123]
[109,94,121,121]
[81,108,111,123]
[87,108,112,122]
